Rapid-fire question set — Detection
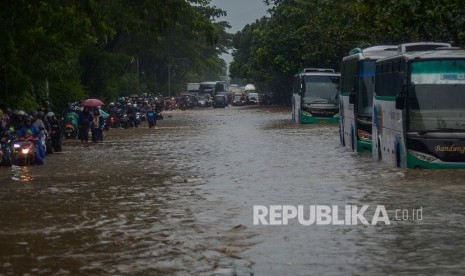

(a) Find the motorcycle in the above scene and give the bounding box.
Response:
[121,114,130,129]
[104,115,118,131]
[64,123,77,139]
[40,129,53,155]
[12,137,37,166]
[0,131,15,166]
[134,112,141,128]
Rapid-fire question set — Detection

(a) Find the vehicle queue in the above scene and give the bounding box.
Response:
[0,82,264,168]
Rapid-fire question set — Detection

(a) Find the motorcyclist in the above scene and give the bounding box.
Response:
[64,109,79,128]
[127,103,136,127]
[47,112,62,152]
[18,115,44,165]
[108,102,117,116]
[32,111,49,157]
[63,108,79,139]
[12,110,26,132]
[32,111,46,131]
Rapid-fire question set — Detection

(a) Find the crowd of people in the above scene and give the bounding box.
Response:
[1,91,258,167]
[0,103,61,165]
[0,95,168,166]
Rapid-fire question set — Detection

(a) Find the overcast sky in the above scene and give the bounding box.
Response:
[209,0,269,68]
[210,0,269,33]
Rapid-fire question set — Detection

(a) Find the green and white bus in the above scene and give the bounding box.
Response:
[339,46,397,153]
[372,42,465,169]
[292,68,340,124]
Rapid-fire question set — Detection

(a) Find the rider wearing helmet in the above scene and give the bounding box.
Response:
[12,110,26,132]
[18,115,44,165]
[47,112,62,152]
[33,111,47,131]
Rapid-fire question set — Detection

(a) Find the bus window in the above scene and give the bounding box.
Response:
[358,60,376,116]
[341,59,357,94]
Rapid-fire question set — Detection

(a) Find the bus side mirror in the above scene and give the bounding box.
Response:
[395,94,405,110]
[349,92,355,104]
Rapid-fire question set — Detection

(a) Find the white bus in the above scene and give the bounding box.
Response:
[292,68,340,124]
[339,46,397,153]
[372,42,465,169]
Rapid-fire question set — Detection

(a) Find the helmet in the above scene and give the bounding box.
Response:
[2,114,10,121]
[25,115,33,122]
[17,110,26,116]
[109,102,115,106]
[46,112,55,118]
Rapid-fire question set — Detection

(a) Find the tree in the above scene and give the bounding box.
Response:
[231,0,465,105]
[0,0,230,111]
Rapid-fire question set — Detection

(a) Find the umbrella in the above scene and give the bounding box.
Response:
[81,98,104,107]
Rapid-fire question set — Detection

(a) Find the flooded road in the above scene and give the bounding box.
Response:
[1,106,465,275]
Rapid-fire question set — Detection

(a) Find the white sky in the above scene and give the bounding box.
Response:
[209,0,269,68]
[210,0,269,33]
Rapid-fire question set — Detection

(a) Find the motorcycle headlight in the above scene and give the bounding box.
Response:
[22,148,30,155]
[408,150,437,163]
[14,143,21,149]
[357,129,372,142]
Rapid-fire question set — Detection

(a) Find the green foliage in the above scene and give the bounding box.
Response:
[0,0,229,110]
[231,0,465,104]
[49,81,87,112]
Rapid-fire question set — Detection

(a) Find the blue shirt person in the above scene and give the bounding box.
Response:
[146,108,156,128]
[18,116,44,165]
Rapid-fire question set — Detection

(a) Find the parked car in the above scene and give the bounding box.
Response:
[213,94,227,108]
[232,93,246,106]
[247,92,259,105]
[196,95,208,107]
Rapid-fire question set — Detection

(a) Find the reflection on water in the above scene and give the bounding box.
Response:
[11,165,34,183]
[1,106,465,275]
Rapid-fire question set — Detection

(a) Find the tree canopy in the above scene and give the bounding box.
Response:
[230,0,465,104]
[0,0,231,111]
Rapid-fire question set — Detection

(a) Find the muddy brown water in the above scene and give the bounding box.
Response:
[1,106,465,275]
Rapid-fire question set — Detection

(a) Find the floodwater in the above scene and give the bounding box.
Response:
[1,106,465,275]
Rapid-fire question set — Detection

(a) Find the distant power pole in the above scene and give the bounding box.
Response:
[167,58,189,97]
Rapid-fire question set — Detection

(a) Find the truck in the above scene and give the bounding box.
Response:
[186,83,200,95]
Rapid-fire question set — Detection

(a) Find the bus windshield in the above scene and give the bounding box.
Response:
[408,60,465,132]
[358,61,375,117]
[199,84,215,94]
[302,75,339,104]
